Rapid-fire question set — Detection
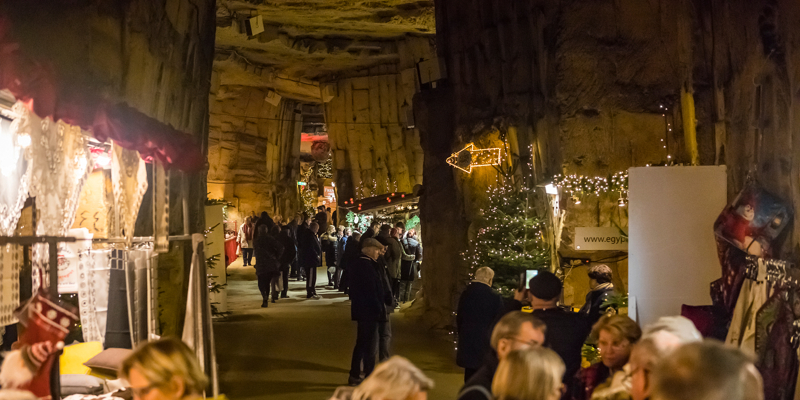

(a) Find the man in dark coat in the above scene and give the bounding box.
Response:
[348,238,394,385]
[339,232,362,294]
[278,226,297,299]
[507,270,592,387]
[458,312,546,400]
[295,213,311,281]
[298,222,322,298]
[253,224,284,307]
[579,264,617,325]
[456,267,505,382]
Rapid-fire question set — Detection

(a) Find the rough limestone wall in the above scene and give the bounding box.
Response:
[424,0,745,317]
[324,55,429,203]
[208,83,302,221]
[2,0,216,336]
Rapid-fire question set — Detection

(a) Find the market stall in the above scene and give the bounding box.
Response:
[0,93,219,398]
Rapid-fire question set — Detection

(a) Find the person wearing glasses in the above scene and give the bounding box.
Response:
[120,338,207,400]
[457,312,546,400]
[493,347,566,400]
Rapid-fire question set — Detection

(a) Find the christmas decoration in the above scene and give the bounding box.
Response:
[553,171,628,197]
[463,185,550,294]
[446,143,502,173]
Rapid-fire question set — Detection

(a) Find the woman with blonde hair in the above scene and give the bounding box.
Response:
[492,347,565,400]
[346,356,433,400]
[120,337,207,400]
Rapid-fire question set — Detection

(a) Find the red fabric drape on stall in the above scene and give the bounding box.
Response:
[0,15,204,172]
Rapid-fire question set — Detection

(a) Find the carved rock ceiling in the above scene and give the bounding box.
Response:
[215,0,435,102]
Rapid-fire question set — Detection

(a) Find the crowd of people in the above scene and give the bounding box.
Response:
[235,207,423,310]
[448,266,764,400]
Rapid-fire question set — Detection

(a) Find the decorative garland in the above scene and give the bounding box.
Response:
[553,171,628,196]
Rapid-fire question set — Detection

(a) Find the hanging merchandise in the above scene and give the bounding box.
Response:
[1,294,78,398]
[711,184,791,315]
[110,143,148,244]
[153,159,170,253]
[77,249,111,344]
[0,105,31,324]
[15,103,93,292]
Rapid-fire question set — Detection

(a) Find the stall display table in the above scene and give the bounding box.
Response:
[224,237,238,266]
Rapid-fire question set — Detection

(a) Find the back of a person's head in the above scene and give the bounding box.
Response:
[270,225,280,235]
[642,316,702,344]
[352,356,433,400]
[491,312,546,350]
[527,271,562,301]
[120,337,208,396]
[258,224,269,235]
[473,267,494,285]
[492,348,564,400]
[592,314,642,344]
[380,224,392,234]
[630,330,682,372]
[352,232,362,241]
[652,341,763,400]
[588,264,613,283]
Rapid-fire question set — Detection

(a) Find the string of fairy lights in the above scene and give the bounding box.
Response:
[553,171,629,206]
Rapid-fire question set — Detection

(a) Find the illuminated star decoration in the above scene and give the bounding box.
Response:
[446,143,502,173]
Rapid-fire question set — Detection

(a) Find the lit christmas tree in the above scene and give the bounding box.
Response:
[464,184,550,295]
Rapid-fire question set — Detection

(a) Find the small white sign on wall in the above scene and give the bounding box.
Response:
[574,227,628,251]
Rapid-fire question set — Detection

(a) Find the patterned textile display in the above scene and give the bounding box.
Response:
[109,143,147,244]
[13,103,93,292]
[128,247,153,346]
[755,290,799,400]
[0,103,31,324]
[153,159,169,253]
[183,234,207,373]
[0,244,21,326]
[77,249,111,344]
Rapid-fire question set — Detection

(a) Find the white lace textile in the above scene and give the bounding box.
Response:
[0,104,30,324]
[77,249,111,344]
[110,144,147,244]
[17,103,93,292]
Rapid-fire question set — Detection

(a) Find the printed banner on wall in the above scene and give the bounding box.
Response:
[574,227,628,251]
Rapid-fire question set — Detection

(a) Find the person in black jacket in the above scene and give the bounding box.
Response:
[253,224,284,307]
[348,238,394,385]
[457,311,546,400]
[456,267,506,382]
[314,206,328,237]
[399,229,422,303]
[295,213,311,281]
[277,225,297,299]
[339,231,361,295]
[507,270,592,388]
[299,222,322,299]
[579,264,617,325]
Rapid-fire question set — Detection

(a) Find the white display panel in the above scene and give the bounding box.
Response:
[628,166,726,326]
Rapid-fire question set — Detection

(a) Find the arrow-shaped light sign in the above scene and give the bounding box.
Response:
[446,143,502,173]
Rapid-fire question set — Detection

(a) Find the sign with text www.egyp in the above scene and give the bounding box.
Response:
[574,227,628,251]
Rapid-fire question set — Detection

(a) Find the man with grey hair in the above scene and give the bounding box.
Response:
[456,267,506,382]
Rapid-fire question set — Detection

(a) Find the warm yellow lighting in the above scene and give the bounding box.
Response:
[446,143,502,173]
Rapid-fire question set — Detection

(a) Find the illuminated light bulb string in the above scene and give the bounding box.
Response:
[553,171,629,206]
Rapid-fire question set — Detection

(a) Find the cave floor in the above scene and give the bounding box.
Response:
[214,258,463,400]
